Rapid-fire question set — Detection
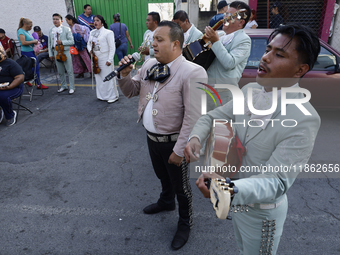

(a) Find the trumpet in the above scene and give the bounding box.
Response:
[133,35,150,69]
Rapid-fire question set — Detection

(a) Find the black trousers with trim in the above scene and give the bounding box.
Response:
[146,135,193,228]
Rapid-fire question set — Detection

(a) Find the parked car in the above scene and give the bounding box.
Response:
[241,29,340,109]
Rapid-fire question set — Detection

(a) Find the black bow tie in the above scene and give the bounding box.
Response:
[145,63,170,83]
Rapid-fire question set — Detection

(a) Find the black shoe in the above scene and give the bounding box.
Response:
[143,203,175,214]
[171,225,190,250]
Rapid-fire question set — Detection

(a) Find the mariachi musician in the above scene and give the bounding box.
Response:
[48,13,75,94]
[205,1,251,105]
[172,10,203,47]
[87,15,119,103]
[185,23,321,255]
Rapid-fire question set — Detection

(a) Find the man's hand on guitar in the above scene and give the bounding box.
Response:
[196,172,224,198]
[204,26,219,44]
[168,152,183,166]
[184,137,201,163]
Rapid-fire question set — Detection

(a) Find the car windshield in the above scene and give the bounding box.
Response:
[246,38,267,68]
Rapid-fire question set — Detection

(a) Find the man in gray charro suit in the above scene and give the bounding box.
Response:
[172,10,203,47]
[204,1,251,104]
[48,13,75,94]
[184,24,321,255]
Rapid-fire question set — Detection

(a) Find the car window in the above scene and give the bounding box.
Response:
[312,46,337,71]
[246,38,267,68]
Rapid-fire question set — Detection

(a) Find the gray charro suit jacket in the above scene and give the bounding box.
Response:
[190,82,321,206]
[184,24,203,45]
[48,25,74,57]
[118,55,208,157]
[207,29,251,86]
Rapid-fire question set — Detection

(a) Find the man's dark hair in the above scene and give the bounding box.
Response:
[53,13,63,21]
[229,1,251,28]
[158,21,184,49]
[269,24,320,72]
[148,12,161,25]
[173,10,190,23]
[84,4,91,10]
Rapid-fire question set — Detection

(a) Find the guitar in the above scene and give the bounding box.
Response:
[204,119,244,179]
[183,9,248,70]
[207,177,238,219]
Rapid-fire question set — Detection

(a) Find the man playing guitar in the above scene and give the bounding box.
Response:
[205,1,251,106]
[185,24,321,254]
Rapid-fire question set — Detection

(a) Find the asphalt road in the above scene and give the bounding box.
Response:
[0,67,339,254]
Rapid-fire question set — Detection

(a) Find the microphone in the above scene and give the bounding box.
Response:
[103,52,141,82]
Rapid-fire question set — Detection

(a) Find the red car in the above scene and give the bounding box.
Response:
[240,29,340,109]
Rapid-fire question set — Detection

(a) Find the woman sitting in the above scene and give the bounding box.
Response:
[0,46,24,126]
[17,17,48,89]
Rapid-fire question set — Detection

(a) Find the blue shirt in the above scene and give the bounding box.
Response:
[77,13,95,30]
[39,34,48,49]
[109,23,128,44]
[209,13,224,30]
[17,28,35,52]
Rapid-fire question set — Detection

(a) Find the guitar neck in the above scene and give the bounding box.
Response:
[202,19,224,41]
[211,19,225,31]
[202,9,247,41]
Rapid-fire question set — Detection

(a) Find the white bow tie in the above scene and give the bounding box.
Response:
[52,27,62,34]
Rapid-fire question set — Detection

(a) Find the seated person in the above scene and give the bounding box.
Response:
[0,28,14,58]
[32,26,49,63]
[0,46,24,126]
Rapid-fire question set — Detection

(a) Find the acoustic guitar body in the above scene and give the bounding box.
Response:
[204,120,240,179]
[183,39,216,70]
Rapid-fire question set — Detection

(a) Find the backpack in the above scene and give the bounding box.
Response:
[16,55,34,81]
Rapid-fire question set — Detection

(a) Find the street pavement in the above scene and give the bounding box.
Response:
[0,66,339,254]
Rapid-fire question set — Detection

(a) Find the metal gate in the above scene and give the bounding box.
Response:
[252,0,335,42]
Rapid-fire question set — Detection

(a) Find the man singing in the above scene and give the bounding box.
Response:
[184,24,321,254]
[117,21,207,250]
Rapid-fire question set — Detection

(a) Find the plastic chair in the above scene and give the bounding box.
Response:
[10,39,21,59]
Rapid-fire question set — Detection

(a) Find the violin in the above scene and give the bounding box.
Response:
[55,32,67,62]
[91,42,100,74]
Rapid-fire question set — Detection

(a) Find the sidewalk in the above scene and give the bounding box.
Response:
[39,63,138,88]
